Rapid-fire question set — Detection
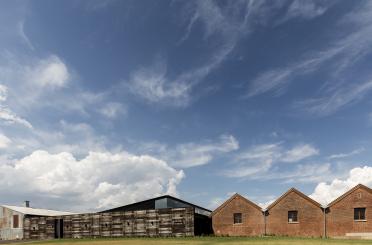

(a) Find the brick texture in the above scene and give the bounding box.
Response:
[326,186,372,237]
[212,194,264,236]
[266,190,324,237]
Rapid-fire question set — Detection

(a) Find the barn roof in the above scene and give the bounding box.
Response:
[266,188,322,211]
[212,193,262,216]
[100,195,212,214]
[1,205,75,216]
[327,184,372,208]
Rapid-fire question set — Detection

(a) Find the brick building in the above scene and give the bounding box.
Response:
[212,193,264,236]
[326,184,372,238]
[265,188,325,237]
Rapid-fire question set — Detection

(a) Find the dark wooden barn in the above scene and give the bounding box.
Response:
[100,195,213,236]
[23,195,212,239]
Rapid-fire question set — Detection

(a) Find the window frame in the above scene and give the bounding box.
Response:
[13,214,19,228]
[354,207,366,221]
[288,210,298,223]
[233,213,242,224]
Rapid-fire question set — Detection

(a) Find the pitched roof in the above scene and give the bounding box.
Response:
[212,193,262,216]
[1,205,75,216]
[327,184,372,208]
[266,188,322,211]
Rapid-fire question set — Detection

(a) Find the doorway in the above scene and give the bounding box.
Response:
[54,219,64,239]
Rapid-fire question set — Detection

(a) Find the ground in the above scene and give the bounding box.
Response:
[7,237,372,245]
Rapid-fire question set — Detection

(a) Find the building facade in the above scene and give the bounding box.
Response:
[326,184,372,238]
[212,193,264,236]
[212,185,372,238]
[0,203,73,240]
[265,188,325,238]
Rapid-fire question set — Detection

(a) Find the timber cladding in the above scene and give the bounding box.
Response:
[326,185,372,237]
[212,194,264,236]
[23,208,194,239]
[265,188,324,238]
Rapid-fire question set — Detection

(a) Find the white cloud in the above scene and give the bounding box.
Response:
[0,106,33,129]
[0,53,124,126]
[247,1,372,107]
[310,166,372,206]
[168,134,239,168]
[0,85,7,101]
[130,0,326,106]
[0,84,33,129]
[283,0,329,21]
[28,55,69,89]
[224,143,281,178]
[327,147,365,159]
[18,21,34,51]
[281,144,319,162]
[295,80,372,116]
[99,102,127,119]
[257,162,332,184]
[142,134,239,168]
[224,143,319,178]
[0,150,184,211]
[0,133,11,149]
[128,60,192,106]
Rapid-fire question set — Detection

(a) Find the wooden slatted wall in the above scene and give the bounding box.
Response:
[23,207,194,239]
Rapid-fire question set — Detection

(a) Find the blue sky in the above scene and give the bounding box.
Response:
[1,0,372,212]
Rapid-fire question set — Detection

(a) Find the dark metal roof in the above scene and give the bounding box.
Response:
[99,195,212,213]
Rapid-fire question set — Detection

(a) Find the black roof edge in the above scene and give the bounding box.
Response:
[99,195,212,213]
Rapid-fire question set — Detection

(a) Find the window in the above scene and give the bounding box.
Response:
[288,211,298,223]
[354,208,366,221]
[233,213,242,224]
[13,215,19,228]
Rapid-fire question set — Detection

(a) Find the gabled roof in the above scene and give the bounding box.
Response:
[266,188,322,211]
[212,193,262,216]
[1,205,75,216]
[328,184,372,208]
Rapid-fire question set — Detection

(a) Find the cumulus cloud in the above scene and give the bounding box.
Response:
[224,143,319,178]
[0,150,184,211]
[310,166,372,206]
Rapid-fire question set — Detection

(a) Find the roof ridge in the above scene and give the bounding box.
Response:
[212,193,262,216]
[327,184,372,207]
[266,187,322,211]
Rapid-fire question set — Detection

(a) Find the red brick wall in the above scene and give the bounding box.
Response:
[327,188,372,237]
[266,192,324,237]
[212,195,264,236]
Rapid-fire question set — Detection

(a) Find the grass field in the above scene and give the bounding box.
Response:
[14,237,372,245]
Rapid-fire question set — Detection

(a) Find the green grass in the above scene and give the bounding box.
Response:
[15,237,372,245]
